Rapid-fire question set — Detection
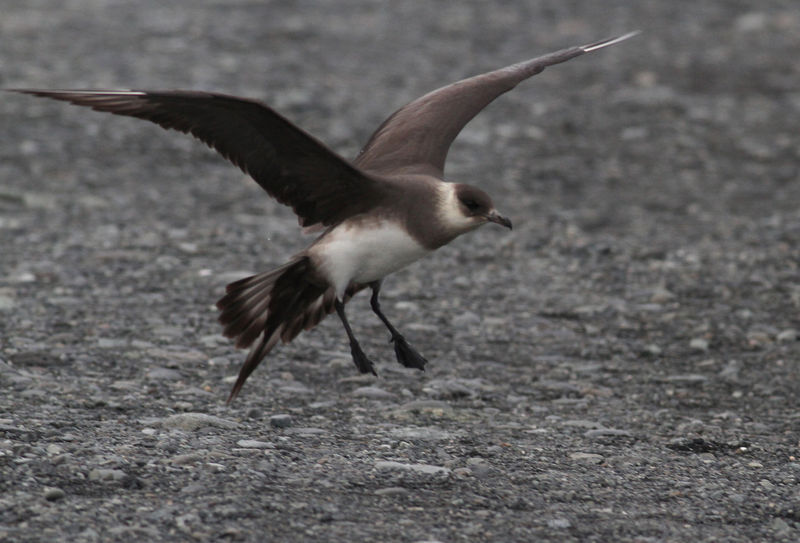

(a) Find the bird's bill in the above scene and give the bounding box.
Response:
[486,211,512,229]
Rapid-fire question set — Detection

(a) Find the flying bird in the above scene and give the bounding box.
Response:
[10,31,638,403]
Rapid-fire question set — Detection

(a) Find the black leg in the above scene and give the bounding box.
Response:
[369,282,427,371]
[335,299,377,376]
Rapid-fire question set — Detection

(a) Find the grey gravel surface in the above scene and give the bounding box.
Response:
[2,1,800,542]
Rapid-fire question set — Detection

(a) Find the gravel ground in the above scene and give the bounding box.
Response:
[2,1,800,541]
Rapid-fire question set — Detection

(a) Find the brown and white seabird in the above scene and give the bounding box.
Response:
[10,31,638,402]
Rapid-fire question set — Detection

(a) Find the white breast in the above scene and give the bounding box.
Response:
[311,220,431,297]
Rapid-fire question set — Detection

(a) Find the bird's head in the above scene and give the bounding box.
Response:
[439,183,512,236]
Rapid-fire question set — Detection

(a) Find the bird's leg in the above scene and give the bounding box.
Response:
[369,281,427,370]
[335,299,377,376]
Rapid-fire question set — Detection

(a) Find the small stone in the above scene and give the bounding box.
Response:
[584,428,632,439]
[374,487,409,496]
[547,518,572,529]
[160,413,239,431]
[689,338,709,352]
[770,517,792,535]
[393,400,452,413]
[736,12,767,32]
[423,378,482,399]
[563,420,603,429]
[236,439,273,449]
[374,461,450,476]
[0,295,16,311]
[468,462,493,479]
[389,427,452,441]
[746,330,771,347]
[269,414,293,428]
[170,453,205,465]
[43,487,65,501]
[146,367,182,381]
[278,383,314,395]
[643,343,662,356]
[286,427,327,436]
[663,374,708,385]
[351,386,396,400]
[569,452,605,464]
[777,329,798,343]
[719,360,741,381]
[650,287,675,303]
[452,311,481,327]
[88,468,127,481]
[97,338,128,349]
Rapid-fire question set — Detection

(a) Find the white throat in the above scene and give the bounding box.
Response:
[436,183,482,236]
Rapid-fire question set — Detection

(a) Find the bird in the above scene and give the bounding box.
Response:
[10,31,638,403]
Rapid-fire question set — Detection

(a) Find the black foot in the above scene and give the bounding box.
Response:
[350,343,378,376]
[392,335,427,370]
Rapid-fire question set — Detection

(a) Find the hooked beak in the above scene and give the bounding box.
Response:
[486,210,512,230]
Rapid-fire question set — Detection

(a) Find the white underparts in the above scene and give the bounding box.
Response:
[311,220,431,298]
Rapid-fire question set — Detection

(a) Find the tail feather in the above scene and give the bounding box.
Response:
[218,256,368,404]
[218,256,327,403]
[229,295,273,348]
[218,265,288,329]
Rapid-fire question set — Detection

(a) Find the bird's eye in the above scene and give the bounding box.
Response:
[462,199,480,212]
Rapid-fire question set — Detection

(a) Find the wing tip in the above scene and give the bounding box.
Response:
[4,88,146,97]
[581,30,641,53]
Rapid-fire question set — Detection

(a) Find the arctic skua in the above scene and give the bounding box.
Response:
[10,31,638,402]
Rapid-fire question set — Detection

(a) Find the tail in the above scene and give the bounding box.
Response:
[217,256,361,404]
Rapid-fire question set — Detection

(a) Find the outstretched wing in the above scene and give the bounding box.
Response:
[10,89,385,229]
[354,32,639,178]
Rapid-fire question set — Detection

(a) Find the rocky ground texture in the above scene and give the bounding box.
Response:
[1,1,799,541]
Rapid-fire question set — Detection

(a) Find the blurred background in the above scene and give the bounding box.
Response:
[2,1,800,541]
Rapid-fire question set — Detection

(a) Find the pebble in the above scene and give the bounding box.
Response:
[236,439,273,449]
[393,400,452,413]
[160,413,239,431]
[649,287,675,303]
[0,295,16,311]
[146,367,182,381]
[97,338,128,349]
[423,379,481,399]
[569,452,605,464]
[170,453,205,465]
[374,487,409,496]
[643,343,662,356]
[351,386,396,400]
[43,486,65,501]
[269,414,293,428]
[451,311,481,327]
[390,427,453,441]
[777,329,797,342]
[374,461,451,476]
[278,384,313,395]
[584,428,632,439]
[663,374,708,385]
[719,360,741,381]
[88,468,127,481]
[467,462,493,479]
[547,518,572,529]
[689,338,709,352]
[286,427,327,436]
[770,517,792,535]
[563,420,603,429]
